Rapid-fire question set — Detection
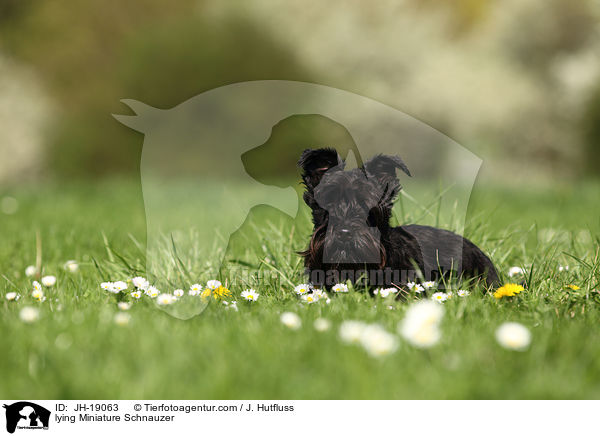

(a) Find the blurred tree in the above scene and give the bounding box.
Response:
[0,0,33,27]
[410,0,494,36]
[0,1,314,178]
[3,0,600,182]
[501,0,596,73]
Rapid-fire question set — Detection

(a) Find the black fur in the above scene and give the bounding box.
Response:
[298,148,500,290]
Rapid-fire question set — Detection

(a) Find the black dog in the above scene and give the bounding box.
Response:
[298,148,499,290]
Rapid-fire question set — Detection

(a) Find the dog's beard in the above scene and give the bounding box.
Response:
[322,228,383,264]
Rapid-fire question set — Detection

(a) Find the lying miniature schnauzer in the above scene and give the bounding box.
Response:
[298,148,499,290]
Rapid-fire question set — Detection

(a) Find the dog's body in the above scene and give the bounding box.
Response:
[298,148,499,290]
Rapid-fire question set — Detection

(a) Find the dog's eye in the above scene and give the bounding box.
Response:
[367,208,377,227]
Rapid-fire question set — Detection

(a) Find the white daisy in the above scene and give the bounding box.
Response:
[377,287,398,298]
[359,324,399,357]
[495,322,531,351]
[301,293,318,304]
[423,281,436,290]
[431,292,448,303]
[130,290,142,299]
[339,321,367,344]
[414,284,425,293]
[25,265,37,277]
[314,318,331,332]
[19,306,40,323]
[112,281,128,292]
[31,288,45,302]
[332,283,349,293]
[280,312,302,330]
[33,281,42,292]
[146,286,159,298]
[157,293,176,305]
[294,284,311,295]
[5,292,19,301]
[117,302,131,311]
[446,291,453,299]
[312,289,328,300]
[406,281,417,290]
[241,289,259,302]
[101,282,115,292]
[131,276,149,290]
[189,283,203,296]
[64,260,79,273]
[457,289,470,297]
[399,301,444,348]
[114,312,131,326]
[41,275,57,287]
[173,289,185,298]
[508,266,525,277]
[206,280,222,290]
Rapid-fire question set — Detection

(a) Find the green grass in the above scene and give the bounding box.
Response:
[1,178,599,399]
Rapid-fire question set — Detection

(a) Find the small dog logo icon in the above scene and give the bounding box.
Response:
[3,402,50,434]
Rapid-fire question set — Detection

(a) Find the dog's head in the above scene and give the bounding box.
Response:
[298,148,411,265]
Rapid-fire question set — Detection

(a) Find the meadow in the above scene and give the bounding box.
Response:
[1,178,599,399]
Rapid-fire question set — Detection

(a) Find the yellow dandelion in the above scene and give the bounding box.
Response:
[494,283,525,299]
[202,286,232,300]
[566,284,580,291]
[214,286,232,299]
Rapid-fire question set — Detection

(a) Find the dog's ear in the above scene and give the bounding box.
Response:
[298,148,343,189]
[364,155,411,209]
[364,154,411,179]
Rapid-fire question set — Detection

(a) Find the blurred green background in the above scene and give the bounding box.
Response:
[1,0,599,185]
